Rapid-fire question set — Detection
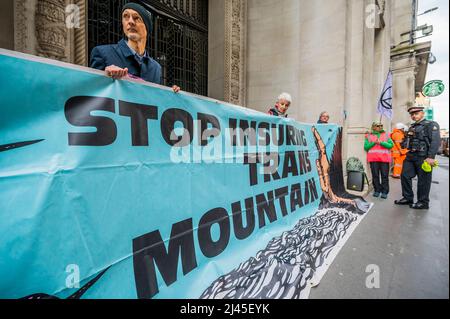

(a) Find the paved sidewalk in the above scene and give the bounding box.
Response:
[310,156,449,299]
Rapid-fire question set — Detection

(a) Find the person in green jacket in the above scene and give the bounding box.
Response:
[364,122,394,199]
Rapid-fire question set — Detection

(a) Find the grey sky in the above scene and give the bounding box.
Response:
[418,0,449,129]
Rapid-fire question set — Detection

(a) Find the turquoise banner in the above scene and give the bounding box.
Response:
[0,50,370,299]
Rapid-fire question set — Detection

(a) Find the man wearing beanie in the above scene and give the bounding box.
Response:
[90,2,180,92]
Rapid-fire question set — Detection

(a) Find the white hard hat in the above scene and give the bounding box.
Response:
[395,123,406,130]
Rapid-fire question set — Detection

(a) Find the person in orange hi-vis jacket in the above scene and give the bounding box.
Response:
[391,123,408,178]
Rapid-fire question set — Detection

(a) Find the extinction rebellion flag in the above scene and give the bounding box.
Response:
[377,71,393,119]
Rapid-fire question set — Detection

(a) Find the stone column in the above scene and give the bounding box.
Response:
[13,0,87,65]
[0,0,15,50]
[72,0,87,66]
[208,0,247,105]
[391,55,418,125]
[14,0,37,55]
[35,0,69,61]
[208,0,225,101]
[223,0,247,106]
[343,0,370,189]
[342,0,392,191]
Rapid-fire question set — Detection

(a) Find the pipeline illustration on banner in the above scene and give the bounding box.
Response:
[0,49,372,299]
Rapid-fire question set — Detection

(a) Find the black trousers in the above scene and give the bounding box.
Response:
[401,157,433,204]
[370,162,390,194]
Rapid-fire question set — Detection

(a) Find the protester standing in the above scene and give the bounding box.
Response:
[90,3,180,92]
[391,123,408,178]
[364,122,394,199]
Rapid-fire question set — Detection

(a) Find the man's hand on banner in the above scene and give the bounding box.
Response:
[105,65,129,79]
[172,85,181,93]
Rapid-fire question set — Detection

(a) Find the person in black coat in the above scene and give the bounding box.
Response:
[394,106,441,209]
[90,3,180,92]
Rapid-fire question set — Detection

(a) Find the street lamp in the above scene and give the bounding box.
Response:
[410,6,439,44]
[429,52,437,64]
[417,7,439,16]
[420,24,433,36]
[398,24,434,46]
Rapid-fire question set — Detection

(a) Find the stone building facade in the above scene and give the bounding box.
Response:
[208,0,430,177]
[0,0,431,184]
[0,0,87,65]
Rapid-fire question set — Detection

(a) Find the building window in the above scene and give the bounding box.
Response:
[88,0,208,96]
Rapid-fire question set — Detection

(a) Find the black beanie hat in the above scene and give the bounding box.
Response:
[122,3,153,36]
